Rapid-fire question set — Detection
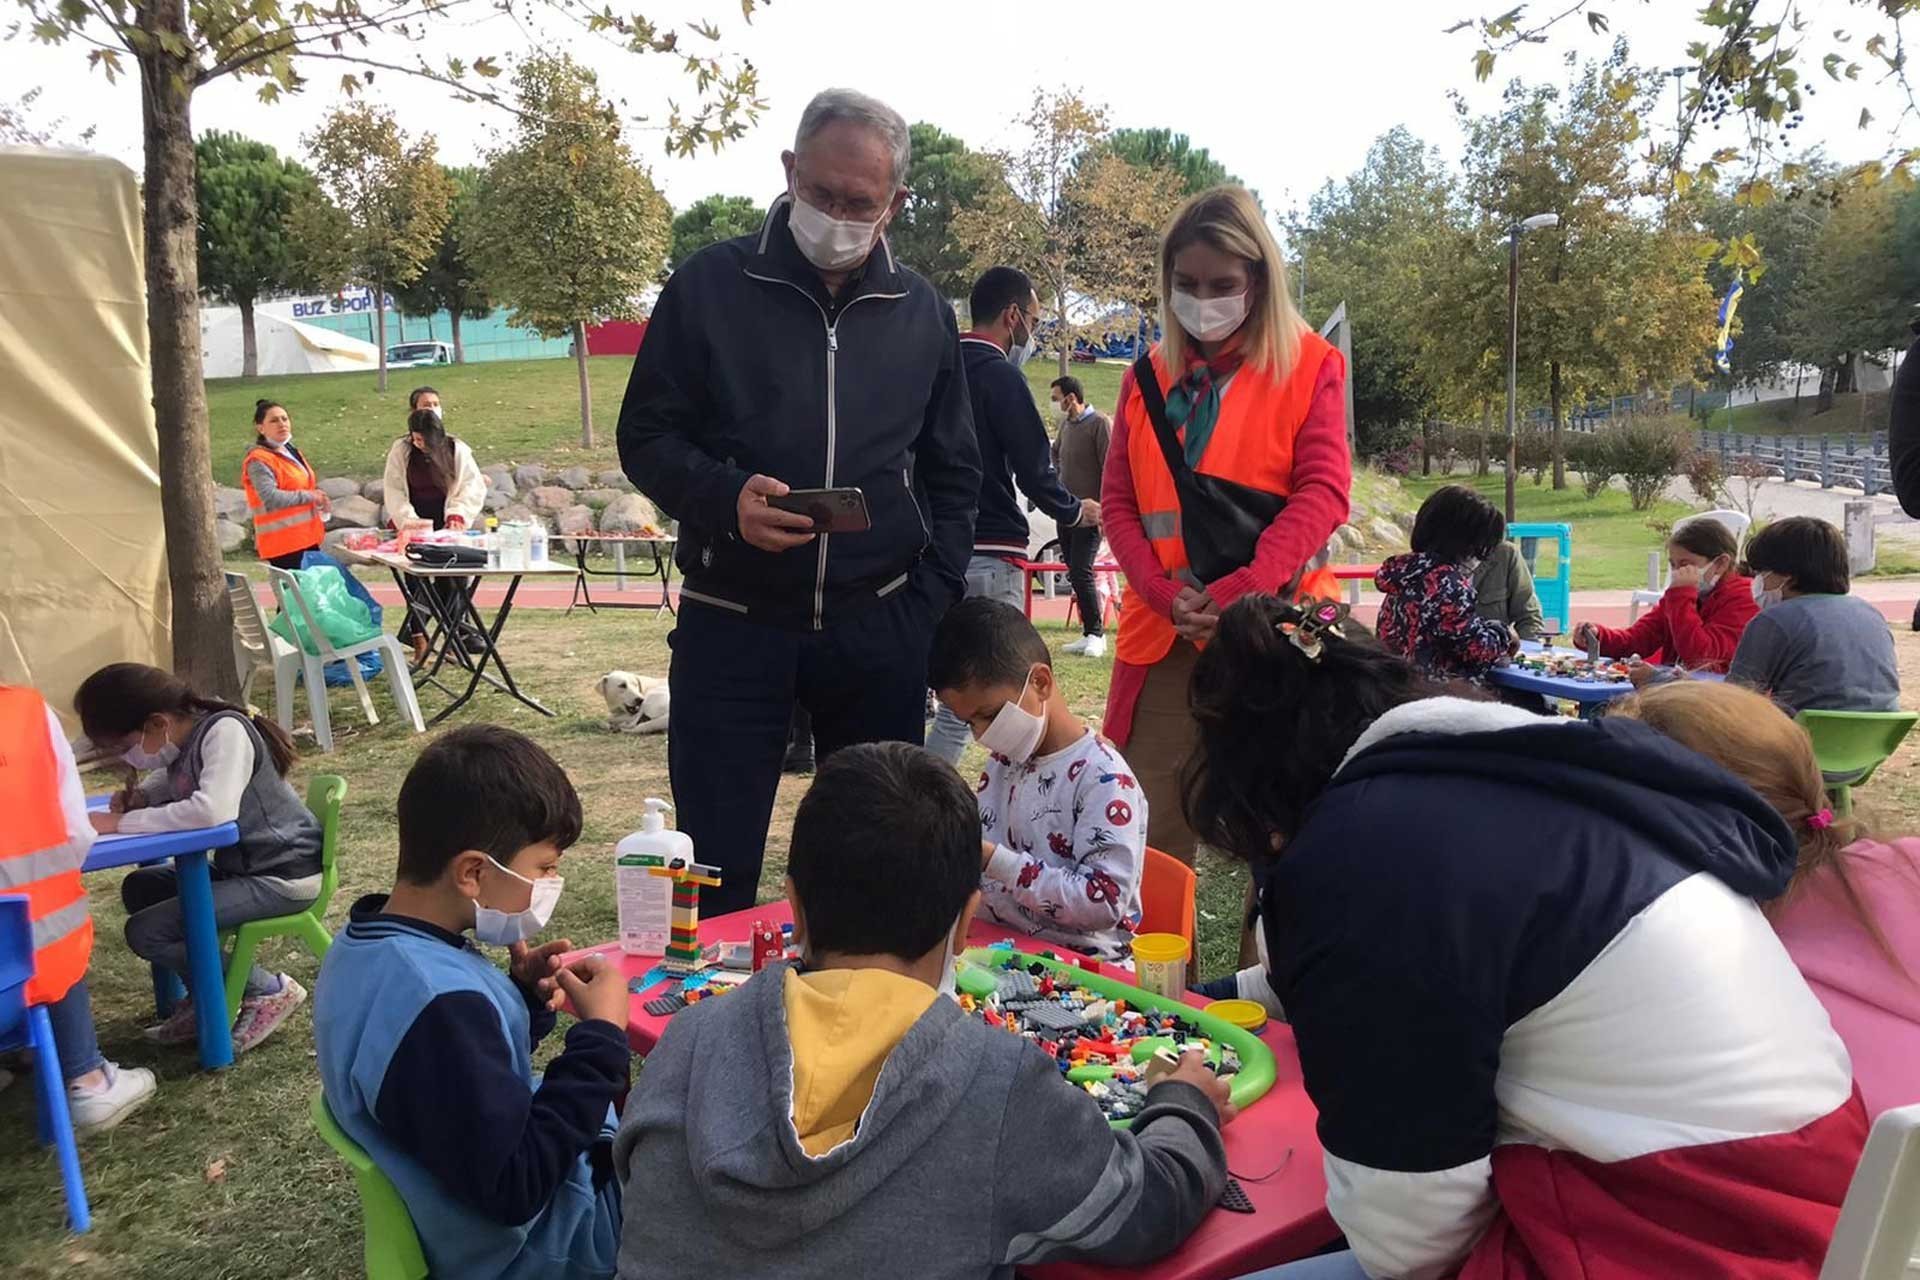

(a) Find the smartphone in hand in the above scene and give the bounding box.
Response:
[766,487,871,533]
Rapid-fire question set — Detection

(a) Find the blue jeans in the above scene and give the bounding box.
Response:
[44,978,105,1081]
[1234,1250,1369,1279]
[926,554,1028,764]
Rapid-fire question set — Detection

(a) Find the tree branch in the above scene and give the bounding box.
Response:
[195,0,483,86]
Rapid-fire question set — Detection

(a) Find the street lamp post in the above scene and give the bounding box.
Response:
[1505,211,1560,523]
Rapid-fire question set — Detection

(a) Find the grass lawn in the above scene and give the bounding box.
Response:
[1401,473,1700,592]
[1704,389,1891,436]
[0,598,1253,1280]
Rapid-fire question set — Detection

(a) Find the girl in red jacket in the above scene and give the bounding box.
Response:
[1573,516,1756,679]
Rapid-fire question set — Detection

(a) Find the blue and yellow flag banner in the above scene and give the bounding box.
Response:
[1714,274,1744,373]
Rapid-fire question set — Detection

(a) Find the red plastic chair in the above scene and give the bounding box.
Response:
[1137,846,1197,957]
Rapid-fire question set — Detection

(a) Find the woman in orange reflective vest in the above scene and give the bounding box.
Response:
[241,399,330,568]
[1101,187,1351,863]
[0,685,157,1129]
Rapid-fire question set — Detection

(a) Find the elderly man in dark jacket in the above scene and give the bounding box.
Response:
[618,87,982,913]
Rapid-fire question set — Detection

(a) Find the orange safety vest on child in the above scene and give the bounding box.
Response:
[0,686,92,1004]
[1116,333,1340,667]
[241,445,326,561]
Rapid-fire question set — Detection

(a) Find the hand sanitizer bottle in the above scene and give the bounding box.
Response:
[615,798,691,955]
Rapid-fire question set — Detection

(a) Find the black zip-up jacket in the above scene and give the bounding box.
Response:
[959,335,1084,557]
[617,197,982,630]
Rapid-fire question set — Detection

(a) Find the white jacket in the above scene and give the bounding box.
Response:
[383,436,487,528]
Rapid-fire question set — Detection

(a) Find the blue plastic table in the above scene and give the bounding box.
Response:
[1485,644,1636,719]
[81,801,240,1070]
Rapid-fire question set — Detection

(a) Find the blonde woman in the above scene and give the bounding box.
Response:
[1100,186,1350,862]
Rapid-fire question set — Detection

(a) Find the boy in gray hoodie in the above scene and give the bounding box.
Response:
[613,741,1232,1279]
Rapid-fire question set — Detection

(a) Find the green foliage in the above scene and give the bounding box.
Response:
[467,54,672,340]
[1089,127,1237,196]
[195,131,315,308]
[1575,416,1695,510]
[393,165,493,327]
[290,103,452,297]
[892,122,1005,300]
[667,193,764,272]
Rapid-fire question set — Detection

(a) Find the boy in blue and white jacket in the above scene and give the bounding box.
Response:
[314,725,635,1280]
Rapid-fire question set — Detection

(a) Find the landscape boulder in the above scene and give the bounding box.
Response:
[529,485,574,514]
[319,477,362,501]
[596,469,635,492]
[214,518,247,554]
[328,495,381,529]
[360,479,386,502]
[214,486,250,521]
[513,463,547,488]
[558,466,593,490]
[580,488,625,509]
[599,492,663,535]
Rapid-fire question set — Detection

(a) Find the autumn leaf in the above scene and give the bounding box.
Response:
[204,1157,228,1184]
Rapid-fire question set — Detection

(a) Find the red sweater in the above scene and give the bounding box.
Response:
[1592,574,1757,671]
[1101,356,1350,742]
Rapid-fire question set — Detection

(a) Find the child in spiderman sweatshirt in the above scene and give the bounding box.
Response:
[930,598,1146,961]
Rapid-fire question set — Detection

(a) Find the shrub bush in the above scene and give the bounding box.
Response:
[1684,449,1725,507]
[1567,433,1613,498]
[1515,427,1554,485]
[1611,416,1694,511]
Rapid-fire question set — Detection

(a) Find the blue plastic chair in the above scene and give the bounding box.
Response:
[1509,522,1573,636]
[0,894,90,1233]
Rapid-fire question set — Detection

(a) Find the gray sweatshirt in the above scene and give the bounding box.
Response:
[1728,593,1901,713]
[613,963,1227,1279]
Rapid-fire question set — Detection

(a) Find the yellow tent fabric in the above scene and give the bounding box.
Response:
[0,148,171,729]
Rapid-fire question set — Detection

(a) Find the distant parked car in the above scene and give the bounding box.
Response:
[386,340,453,369]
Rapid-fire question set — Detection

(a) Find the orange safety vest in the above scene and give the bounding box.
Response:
[242,445,326,561]
[1116,334,1341,667]
[0,686,92,1004]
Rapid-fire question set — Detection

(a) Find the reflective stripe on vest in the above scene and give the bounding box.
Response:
[242,446,326,561]
[0,685,92,1005]
[1115,333,1343,669]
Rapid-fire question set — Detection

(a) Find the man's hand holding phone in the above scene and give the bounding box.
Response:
[737,475,818,552]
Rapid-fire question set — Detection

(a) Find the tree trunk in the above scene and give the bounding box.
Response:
[1835,355,1857,397]
[395,311,406,343]
[1549,362,1566,491]
[574,319,594,448]
[1055,293,1070,381]
[1817,362,1837,414]
[138,19,238,700]
[451,310,466,363]
[1420,420,1432,476]
[375,277,389,393]
[239,295,258,378]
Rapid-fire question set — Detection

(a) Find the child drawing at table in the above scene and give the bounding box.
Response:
[928,597,1147,960]
[614,741,1231,1278]
[73,663,320,1055]
[314,725,629,1280]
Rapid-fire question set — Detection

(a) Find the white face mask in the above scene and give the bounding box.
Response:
[472,856,565,947]
[1752,575,1784,612]
[936,912,967,1001]
[1007,313,1037,367]
[123,723,179,772]
[788,194,879,271]
[977,670,1047,765]
[1170,289,1250,343]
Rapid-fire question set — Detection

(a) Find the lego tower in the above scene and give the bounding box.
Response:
[649,857,723,974]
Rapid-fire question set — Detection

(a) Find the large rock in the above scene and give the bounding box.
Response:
[1332,523,1362,552]
[558,466,593,490]
[497,504,541,527]
[599,492,663,535]
[360,479,386,502]
[214,486,250,521]
[328,495,381,529]
[214,518,247,554]
[483,487,515,513]
[529,485,574,514]
[319,476,362,501]
[1368,517,1403,547]
[556,504,596,535]
[484,467,517,499]
[596,469,635,492]
[579,488,625,509]
[513,463,547,488]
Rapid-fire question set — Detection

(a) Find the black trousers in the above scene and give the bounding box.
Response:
[667,586,935,916]
[266,550,311,570]
[1061,525,1104,637]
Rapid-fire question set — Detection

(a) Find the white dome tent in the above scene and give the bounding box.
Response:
[199,309,379,378]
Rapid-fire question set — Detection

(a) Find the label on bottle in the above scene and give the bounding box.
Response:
[617,852,671,955]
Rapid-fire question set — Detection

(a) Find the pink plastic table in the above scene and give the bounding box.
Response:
[572,904,1338,1280]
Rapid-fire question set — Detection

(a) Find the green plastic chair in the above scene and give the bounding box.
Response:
[222,775,346,1020]
[1797,710,1919,817]
[311,1093,430,1280]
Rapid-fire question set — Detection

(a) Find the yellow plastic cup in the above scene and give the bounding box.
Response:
[1204,997,1270,1035]
[1132,932,1190,998]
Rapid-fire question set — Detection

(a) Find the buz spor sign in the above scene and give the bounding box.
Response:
[289,288,397,319]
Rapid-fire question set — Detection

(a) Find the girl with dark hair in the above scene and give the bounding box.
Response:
[75,662,322,1055]
[382,395,488,664]
[1186,596,1865,1280]
[1372,484,1515,680]
[241,399,331,569]
[1614,679,1919,1120]
[1572,515,1755,680]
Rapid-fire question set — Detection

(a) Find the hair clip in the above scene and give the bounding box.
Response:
[1806,808,1835,832]
[1278,598,1350,661]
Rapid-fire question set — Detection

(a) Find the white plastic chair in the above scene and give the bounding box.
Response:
[266,566,424,752]
[1626,509,1754,622]
[226,572,302,714]
[1821,1104,1920,1279]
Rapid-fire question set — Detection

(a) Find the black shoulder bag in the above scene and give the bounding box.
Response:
[1131,353,1287,585]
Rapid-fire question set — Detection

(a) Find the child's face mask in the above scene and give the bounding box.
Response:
[977,669,1046,764]
[473,856,564,946]
[123,718,178,771]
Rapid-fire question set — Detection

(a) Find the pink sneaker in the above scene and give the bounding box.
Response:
[143,999,199,1045]
[231,975,307,1054]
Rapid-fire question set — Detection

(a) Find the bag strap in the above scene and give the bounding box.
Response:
[1131,353,1194,486]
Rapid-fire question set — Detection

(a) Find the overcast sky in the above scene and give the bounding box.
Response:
[2,0,1903,231]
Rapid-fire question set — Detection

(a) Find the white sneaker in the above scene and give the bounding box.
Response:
[1077,635,1107,658]
[68,1061,158,1134]
[1062,636,1091,655]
